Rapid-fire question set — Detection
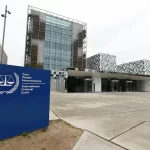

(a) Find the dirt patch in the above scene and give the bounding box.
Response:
[0,119,83,150]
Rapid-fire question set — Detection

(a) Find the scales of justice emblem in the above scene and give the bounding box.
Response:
[0,73,19,94]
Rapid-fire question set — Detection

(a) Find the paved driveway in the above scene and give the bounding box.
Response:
[50,92,150,150]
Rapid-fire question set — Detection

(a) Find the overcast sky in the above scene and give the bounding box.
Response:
[0,0,150,66]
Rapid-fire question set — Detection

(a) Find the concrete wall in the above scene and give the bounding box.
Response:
[51,79,65,92]
[31,10,45,65]
[140,80,150,92]
[72,22,83,57]
[117,60,150,76]
[93,78,101,92]
[144,60,150,76]
[87,53,117,73]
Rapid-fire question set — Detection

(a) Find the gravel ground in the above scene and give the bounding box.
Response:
[0,119,83,150]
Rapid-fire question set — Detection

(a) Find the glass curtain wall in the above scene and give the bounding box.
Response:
[25,6,87,70]
[44,16,72,70]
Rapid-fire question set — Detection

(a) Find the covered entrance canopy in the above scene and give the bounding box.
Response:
[68,70,150,81]
[67,70,150,92]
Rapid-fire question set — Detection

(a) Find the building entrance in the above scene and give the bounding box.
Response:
[125,81,133,91]
[101,78,140,92]
[111,80,119,92]
[67,77,92,92]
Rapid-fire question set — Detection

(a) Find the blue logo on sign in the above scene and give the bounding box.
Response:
[0,73,19,95]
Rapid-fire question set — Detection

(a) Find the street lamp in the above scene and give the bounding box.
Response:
[1,5,11,64]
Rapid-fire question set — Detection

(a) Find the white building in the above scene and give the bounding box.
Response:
[50,53,150,92]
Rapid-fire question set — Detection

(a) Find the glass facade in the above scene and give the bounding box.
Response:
[44,16,72,70]
[25,6,87,71]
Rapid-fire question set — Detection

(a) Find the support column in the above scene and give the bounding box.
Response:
[92,78,101,92]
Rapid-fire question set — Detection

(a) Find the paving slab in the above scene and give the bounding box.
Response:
[120,103,150,109]
[112,122,150,150]
[49,110,59,120]
[51,92,150,149]
[73,131,125,150]
[64,116,143,140]
[51,103,138,119]
[50,92,142,119]
[115,109,150,122]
